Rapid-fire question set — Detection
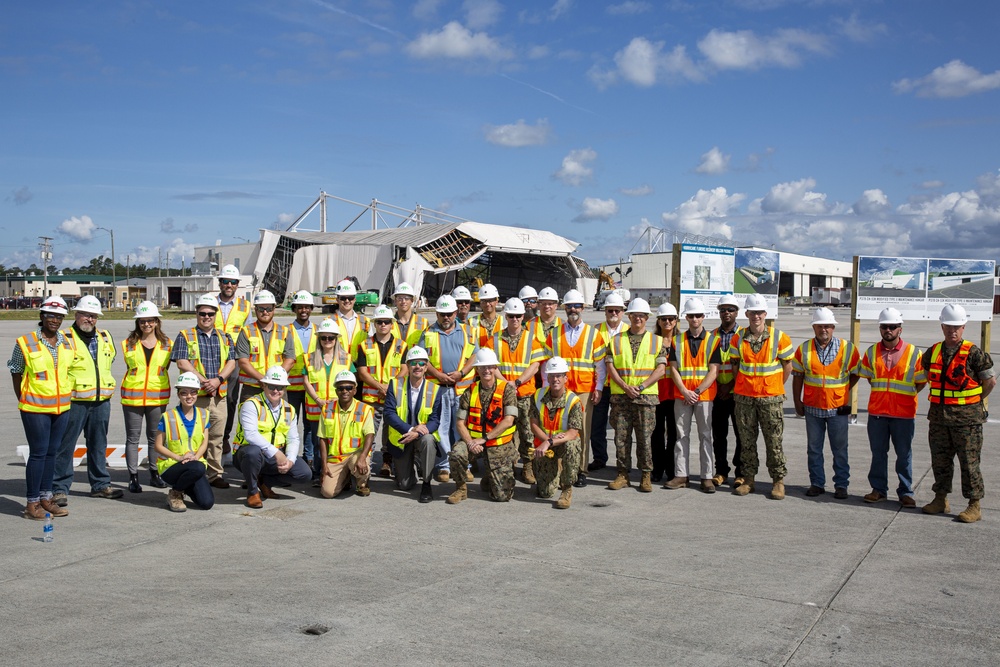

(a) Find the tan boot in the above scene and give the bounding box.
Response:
[957,499,981,523]
[922,493,950,515]
[664,476,688,490]
[733,481,755,496]
[167,489,187,512]
[733,476,745,488]
[523,460,536,485]
[607,473,631,490]
[770,478,785,500]
[39,498,68,517]
[23,501,46,520]
[555,487,572,509]
[446,483,467,504]
[639,472,652,493]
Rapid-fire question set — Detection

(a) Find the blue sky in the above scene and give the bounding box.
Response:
[2,0,999,271]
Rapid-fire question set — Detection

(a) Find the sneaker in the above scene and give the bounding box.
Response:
[91,486,123,499]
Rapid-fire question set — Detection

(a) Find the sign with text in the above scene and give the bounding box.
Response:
[856,256,995,321]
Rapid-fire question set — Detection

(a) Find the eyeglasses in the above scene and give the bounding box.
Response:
[197,311,216,318]
[255,306,274,313]
[335,385,355,392]
[456,300,471,305]
[41,312,64,319]
[747,311,766,317]
[565,304,583,309]
[264,385,284,392]
[480,298,498,304]
[629,313,649,318]
[338,296,355,302]
[178,389,199,397]
[219,279,238,286]
[686,314,704,319]
[138,319,157,326]
[77,312,98,320]
[408,360,427,367]
[374,320,392,326]
[506,313,523,319]
[719,307,738,313]
[523,299,537,304]
[880,324,900,330]
[605,308,623,314]
[318,335,336,342]
[657,316,677,322]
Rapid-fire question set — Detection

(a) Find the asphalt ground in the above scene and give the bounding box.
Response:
[2,307,998,666]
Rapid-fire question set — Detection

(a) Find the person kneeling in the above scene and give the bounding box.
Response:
[153,373,215,512]
[319,371,375,498]
[531,357,583,509]
[233,366,311,509]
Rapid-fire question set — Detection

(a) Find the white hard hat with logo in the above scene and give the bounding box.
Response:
[604,293,625,309]
[435,295,458,313]
[261,365,290,386]
[134,300,161,319]
[939,304,968,326]
[626,297,651,315]
[744,294,768,314]
[503,297,526,315]
[811,307,837,326]
[336,280,357,297]
[291,290,314,306]
[473,348,500,367]
[196,294,219,311]
[878,307,903,325]
[253,290,277,306]
[519,285,538,300]
[406,346,429,363]
[317,318,339,335]
[562,289,585,305]
[656,303,678,318]
[478,283,499,300]
[334,370,357,386]
[219,264,240,281]
[682,298,706,316]
[394,283,415,298]
[40,296,69,316]
[544,356,570,374]
[537,286,559,302]
[373,304,394,320]
[175,372,202,389]
[75,294,104,316]
[452,286,472,301]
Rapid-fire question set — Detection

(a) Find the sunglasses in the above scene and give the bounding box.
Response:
[197,311,216,318]
[408,360,427,367]
[456,300,471,305]
[880,324,900,330]
[137,319,157,326]
[178,389,199,397]
[686,314,704,319]
[219,279,238,286]
[605,308,623,314]
[506,313,523,319]
[255,306,274,313]
[335,385,355,392]
[318,335,337,342]
[41,312,64,319]
[523,299,537,304]
[719,307,738,313]
[338,296,355,301]
[565,303,583,309]
[374,320,392,326]
[658,316,677,322]
[264,385,284,392]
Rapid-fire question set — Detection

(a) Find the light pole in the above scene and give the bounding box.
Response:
[96,226,116,310]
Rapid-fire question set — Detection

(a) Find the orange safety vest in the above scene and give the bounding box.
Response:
[672,331,719,401]
[532,389,581,446]
[546,324,605,394]
[927,340,982,406]
[861,342,924,419]
[731,328,792,398]
[488,330,543,398]
[237,322,289,387]
[472,313,504,348]
[359,336,406,405]
[15,331,76,414]
[120,338,172,406]
[467,379,516,446]
[795,338,858,410]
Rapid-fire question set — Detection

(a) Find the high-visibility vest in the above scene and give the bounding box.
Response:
[391,314,429,348]
[527,317,562,348]
[467,379,516,446]
[15,331,75,414]
[287,323,318,391]
[214,298,252,338]
[927,340,981,406]
[860,342,925,419]
[238,322,289,387]
[794,338,858,410]
[712,325,744,385]
[321,399,373,462]
[532,388,581,446]
[158,407,208,474]
[66,328,117,401]
[597,321,625,388]
[233,395,295,452]
[470,313,503,348]
[386,379,441,449]
[304,345,352,420]
[359,336,406,405]
[180,328,230,398]
[731,327,792,398]
[332,311,371,360]
[423,327,476,396]
[120,338,172,406]
[609,331,662,396]
[488,330,543,398]
[673,331,720,401]
[546,324,605,394]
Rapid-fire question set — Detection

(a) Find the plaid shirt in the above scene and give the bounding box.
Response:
[171,327,233,380]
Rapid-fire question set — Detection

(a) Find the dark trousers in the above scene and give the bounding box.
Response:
[234,446,312,494]
[161,461,215,510]
[589,388,612,465]
[392,433,439,491]
[284,390,318,472]
[651,400,676,478]
[712,397,742,479]
[223,374,240,444]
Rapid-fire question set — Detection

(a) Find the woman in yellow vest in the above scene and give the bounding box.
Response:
[318,371,375,498]
[121,300,172,492]
[303,318,353,482]
[8,297,75,520]
[153,372,214,512]
[357,304,407,478]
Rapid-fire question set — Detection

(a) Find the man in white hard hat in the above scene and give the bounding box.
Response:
[519,285,539,323]
[544,288,606,488]
[235,290,289,404]
[448,348,518,503]
[589,292,626,472]
[606,297,668,492]
[318,371,376,498]
[728,294,794,499]
[665,298,723,493]
[531,356,583,509]
[470,283,503,346]
[527,286,562,349]
[857,307,927,508]
[452,286,473,326]
[214,264,252,458]
[172,293,237,489]
[53,295,122,500]
[711,294,743,487]
[791,307,860,499]
[920,304,995,522]
[357,304,407,478]
[330,279,371,359]
[391,282,429,347]
[282,290,320,477]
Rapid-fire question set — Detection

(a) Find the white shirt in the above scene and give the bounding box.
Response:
[239,399,301,462]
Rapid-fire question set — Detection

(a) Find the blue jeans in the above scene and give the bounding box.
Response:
[435,387,458,472]
[589,387,611,465]
[54,400,112,494]
[805,412,850,489]
[866,415,914,498]
[22,410,71,502]
[285,390,317,466]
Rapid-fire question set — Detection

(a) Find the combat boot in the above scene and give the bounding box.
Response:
[733,480,755,496]
[555,487,572,509]
[639,472,652,493]
[922,493,950,515]
[607,473,631,490]
[522,460,536,485]
[664,476,688,490]
[446,483,467,505]
[957,499,981,523]
[770,478,785,500]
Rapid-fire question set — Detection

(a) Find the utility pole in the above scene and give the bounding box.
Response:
[38,236,52,299]
[96,226,116,309]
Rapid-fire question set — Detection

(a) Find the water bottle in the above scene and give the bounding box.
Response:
[43,513,53,542]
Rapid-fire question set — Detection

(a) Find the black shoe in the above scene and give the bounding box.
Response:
[587,461,606,472]
[148,471,167,488]
[651,470,664,483]
[128,474,142,493]
[209,477,230,490]
[805,485,825,497]
[419,481,433,503]
[573,473,587,488]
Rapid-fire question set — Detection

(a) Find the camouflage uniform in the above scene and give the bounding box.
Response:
[609,331,667,474]
[923,343,994,500]
[530,390,584,498]
[451,380,519,501]
[514,395,534,462]
[734,396,787,479]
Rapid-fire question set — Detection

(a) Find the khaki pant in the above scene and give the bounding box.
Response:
[195,394,228,481]
[320,450,369,498]
[576,391,595,475]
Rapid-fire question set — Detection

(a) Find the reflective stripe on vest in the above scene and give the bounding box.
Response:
[215,299,252,337]
[927,340,982,405]
[391,314,429,348]
[471,314,503,348]
[181,327,230,398]
[16,331,75,414]
[712,325,743,385]
[120,339,172,406]
[491,331,540,398]
[424,328,476,396]
[322,400,372,462]
[68,328,116,401]
[532,389,581,446]
[387,379,441,449]
[360,337,406,404]
[864,343,922,419]
[233,395,294,451]
[732,327,788,398]
[287,323,318,390]
[334,311,370,360]
[238,322,289,387]
[305,346,352,420]
[547,325,603,394]
[467,379,516,446]
[610,331,662,395]
[158,407,208,474]
[673,331,719,401]
[798,338,855,410]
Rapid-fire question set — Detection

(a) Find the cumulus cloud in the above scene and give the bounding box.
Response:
[897,175,1000,253]
[852,189,890,216]
[553,148,597,186]
[573,197,619,222]
[695,146,730,174]
[617,38,703,86]
[893,60,1000,98]
[661,187,746,239]
[7,186,32,206]
[619,184,653,197]
[746,147,776,171]
[697,28,828,70]
[463,0,502,29]
[130,238,198,267]
[483,119,551,147]
[607,1,651,15]
[406,21,512,60]
[57,215,97,242]
[159,217,198,234]
[755,178,832,214]
[272,212,295,230]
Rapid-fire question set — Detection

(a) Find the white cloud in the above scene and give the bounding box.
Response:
[920,180,945,190]
[483,119,552,147]
[57,214,97,242]
[834,12,887,43]
[527,45,549,59]
[615,38,703,86]
[550,0,572,19]
[756,178,831,214]
[897,176,1000,253]
[746,146,776,171]
[619,184,653,197]
[129,238,198,267]
[697,28,828,70]
[661,187,746,239]
[607,1,652,15]
[463,0,502,29]
[573,197,619,222]
[695,146,730,174]
[893,60,1000,98]
[406,21,512,61]
[852,189,890,216]
[553,148,597,186]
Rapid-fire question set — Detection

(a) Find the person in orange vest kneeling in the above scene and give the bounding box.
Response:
[319,371,376,498]
[531,356,583,509]
[154,372,215,512]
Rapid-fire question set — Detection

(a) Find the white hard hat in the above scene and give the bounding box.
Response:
[317,318,339,335]
[261,365,290,387]
[473,348,500,367]
[744,294,768,314]
[604,293,625,309]
[682,298,705,316]
[435,295,458,313]
[336,280,357,297]
[75,294,104,316]
[452,286,472,301]
[939,304,968,326]
[537,286,559,302]
[878,307,903,325]
[656,303,678,318]
[406,346,429,362]
[133,300,161,319]
[811,307,837,326]
[562,289,585,305]
[544,356,570,374]
[478,283,499,300]
[253,290,277,306]
[40,296,69,316]
[626,297,651,315]
[196,294,219,311]
[175,372,202,389]
[519,285,538,300]
[373,304,394,320]
[394,283,415,297]
[334,370,357,386]
[718,294,740,308]
[219,264,240,281]
[291,290,314,306]
[503,297,526,315]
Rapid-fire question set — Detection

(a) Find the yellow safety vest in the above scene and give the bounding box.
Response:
[386,379,441,449]
[214,298,252,337]
[422,327,476,396]
[305,345,353,420]
[120,338,172,406]
[332,311,371,360]
[233,395,295,452]
[610,331,662,396]
[321,399,373,462]
[15,331,76,414]
[180,327,231,398]
[287,323,318,391]
[391,314,430,348]
[712,325,743,385]
[359,336,406,405]
[66,328,117,401]
[158,407,209,474]
[596,322,624,388]
[238,322,289,387]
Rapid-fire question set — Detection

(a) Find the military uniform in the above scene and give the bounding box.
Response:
[609,332,667,476]
[451,379,519,501]
[530,389,583,498]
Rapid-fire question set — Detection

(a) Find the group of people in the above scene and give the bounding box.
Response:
[10,266,993,523]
